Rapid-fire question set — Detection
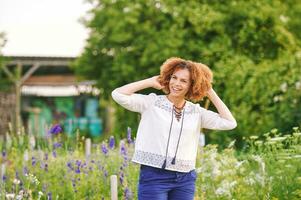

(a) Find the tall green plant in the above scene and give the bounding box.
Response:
[73,0,301,145]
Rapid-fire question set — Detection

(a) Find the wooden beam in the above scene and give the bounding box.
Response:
[20,63,40,84]
[8,60,72,66]
[23,75,77,86]
[1,65,15,81]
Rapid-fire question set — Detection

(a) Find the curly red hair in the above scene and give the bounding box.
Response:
[158,57,213,102]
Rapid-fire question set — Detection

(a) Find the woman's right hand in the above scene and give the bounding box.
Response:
[149,76,164,90]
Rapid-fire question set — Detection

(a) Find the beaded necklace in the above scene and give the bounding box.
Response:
[173,102,186,121]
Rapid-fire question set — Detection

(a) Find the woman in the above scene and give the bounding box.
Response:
[111,57,237,200]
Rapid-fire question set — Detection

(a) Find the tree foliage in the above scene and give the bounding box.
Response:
[0,32,11,92]
[73,0,301,146]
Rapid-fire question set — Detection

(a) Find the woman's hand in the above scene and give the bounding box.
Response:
[149,76,164,90]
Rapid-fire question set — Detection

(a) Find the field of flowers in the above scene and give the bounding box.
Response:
[0,126,300,200]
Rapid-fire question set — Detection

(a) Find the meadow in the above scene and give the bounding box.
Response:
[0,126,300,200]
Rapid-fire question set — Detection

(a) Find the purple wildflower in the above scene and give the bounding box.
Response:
[32,156,36,166]
[2,151,6,158]
[2,175,7,181]
[47,192,52,200]
[75,168,80,174]
[44,153,48,160]
[119,172,124,185]
[52,151,57,158]
[124,187,133,200]
[109,136,115,149]
[120,141,127,156]
[104,170,108,177]
[23,167,29,175]
[49,124,62,135]
[67,162,73,170]
[101,143,108,155]
[53,142,62,149]
[127,127,133,144]
[75,160,81,167]
[15,171,20,179]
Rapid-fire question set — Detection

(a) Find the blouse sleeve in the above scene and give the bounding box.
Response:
[197,105,237,130]
[111,89,156,113]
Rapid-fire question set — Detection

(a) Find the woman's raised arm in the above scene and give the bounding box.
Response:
[115,76,163,95]
[207,88,237,125]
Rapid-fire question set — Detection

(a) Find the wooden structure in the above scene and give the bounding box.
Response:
[1,56,101,135]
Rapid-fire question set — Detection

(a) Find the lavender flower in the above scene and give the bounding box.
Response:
[44,153,48,160]
[32,156,36,166]
[15,171,20,180]
[53,142,62,149]
[52,151,57,158]
[104,170,108,177]
[109,136,115,149]
[49,124,62,135]
[120,141,127,156]
[47,192,52,200]
[119,172,124,185]
[67,162,73,170]
[75,168,80,174]
[124,187,133,200]
[23,167,29,175]
[101,143,108,155]
[127,127,133,144]
[2,150,6,158]
[75,160,81,167]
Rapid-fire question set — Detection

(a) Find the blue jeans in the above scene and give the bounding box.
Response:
[138,165,197,200]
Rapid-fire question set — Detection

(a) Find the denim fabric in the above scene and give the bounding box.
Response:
[138,165,197,200]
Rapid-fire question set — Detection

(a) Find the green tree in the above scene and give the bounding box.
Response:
[0,32,11,92]
[73,0,301,146]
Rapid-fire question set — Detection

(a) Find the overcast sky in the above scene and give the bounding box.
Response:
[0,0,92,57]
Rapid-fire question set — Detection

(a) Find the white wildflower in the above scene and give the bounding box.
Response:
[296,81,301,90]
[5,193,15,199]
[279,15,289,23]
[235,160,246,169]
[26,173,40,186]
[13,178,20,185]
[252,155,265,173]
[269,136,287,142]
[280,82,287,92]
[228,140,236,148]
[250,136,258,140]
[215,187,229,196]
[254,141,263,146]
[255,173,265,186]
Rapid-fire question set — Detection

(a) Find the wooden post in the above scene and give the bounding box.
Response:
[105,100,116,134]
[15,63,22,134]
[0,163,5,182]
[85,138,91,158]
[110,175,118,200]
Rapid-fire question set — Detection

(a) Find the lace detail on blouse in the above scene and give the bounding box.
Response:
[132,150,195,172]
[154,95,197,115]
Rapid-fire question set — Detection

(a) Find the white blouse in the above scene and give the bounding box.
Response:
[111,89,237,172]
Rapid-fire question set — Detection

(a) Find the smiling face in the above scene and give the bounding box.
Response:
[168,68,191,99]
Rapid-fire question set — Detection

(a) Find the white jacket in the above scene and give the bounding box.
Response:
[112,89,236,172]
